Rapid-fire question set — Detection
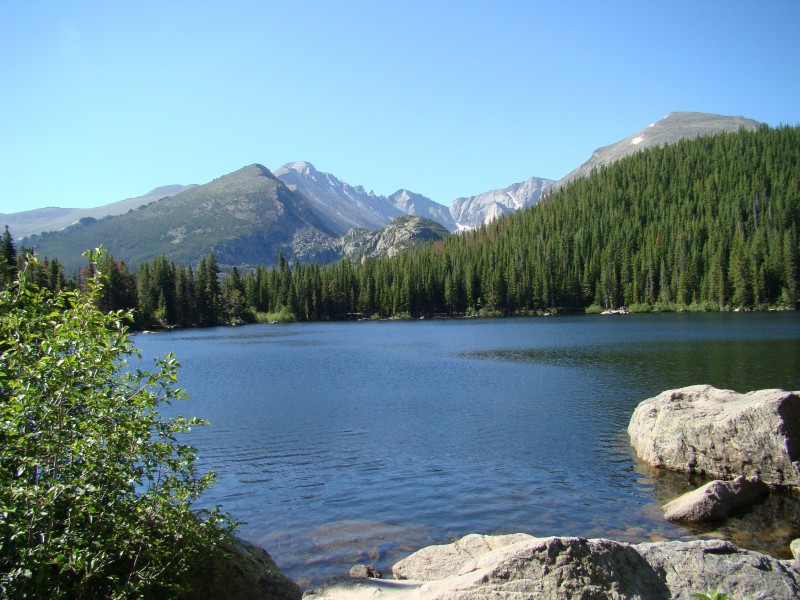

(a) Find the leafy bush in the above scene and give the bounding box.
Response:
[625,303,651,313]
[0,253,233,599]
[254,306,297,323]
[651,301,681,313]
[686,300,721,312]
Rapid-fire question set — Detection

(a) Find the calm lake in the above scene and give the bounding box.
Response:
[134,312,800,588]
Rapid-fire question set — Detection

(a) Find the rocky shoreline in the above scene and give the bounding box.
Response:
[305,533,800,599]
[218,386,800,599]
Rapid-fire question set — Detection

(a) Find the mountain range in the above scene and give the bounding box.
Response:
[12,112,762,272]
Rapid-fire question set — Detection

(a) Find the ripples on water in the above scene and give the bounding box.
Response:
[133,313,800,588]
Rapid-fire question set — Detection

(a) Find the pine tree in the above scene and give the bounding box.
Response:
[0,225,17,285]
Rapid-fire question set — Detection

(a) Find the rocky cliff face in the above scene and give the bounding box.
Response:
[449,176,554,230]
[339,216,450,261]
[275,161,403,235]
[388,189,458,232]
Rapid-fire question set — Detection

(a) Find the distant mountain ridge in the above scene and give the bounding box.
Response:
[1,184,198,239]
[274,161,404,234]
[12,111,768,272]
[554,112,761,189]
[274,161,551,231]
[274,161,460,232]
[23,165,339,273]
[450,176,554,230]
[21,165,450,273]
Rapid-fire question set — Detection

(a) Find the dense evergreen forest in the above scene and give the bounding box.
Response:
[3,125,798,326]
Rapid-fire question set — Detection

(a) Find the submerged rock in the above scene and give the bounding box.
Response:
[662,475,770,522]
[628,385,800,488]
[305,533,800,599]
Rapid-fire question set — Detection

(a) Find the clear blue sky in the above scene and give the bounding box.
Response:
[2,1,799,213]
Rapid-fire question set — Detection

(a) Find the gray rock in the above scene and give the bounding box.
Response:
[792,538,800,561]
[307,534,800,599]
[348,564,382,579]
[628,385,800,488]
[183,535,302,600]
[662,475,770,522]
[637,538,800,600]
[391,532,533,581]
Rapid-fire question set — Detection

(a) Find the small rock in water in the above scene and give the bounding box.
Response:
[348,564,382,579]
[662,475,770,522]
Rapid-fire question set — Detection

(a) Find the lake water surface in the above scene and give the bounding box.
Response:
[133,312,800,588]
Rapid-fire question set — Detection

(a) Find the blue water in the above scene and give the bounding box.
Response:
[133,312,800,588]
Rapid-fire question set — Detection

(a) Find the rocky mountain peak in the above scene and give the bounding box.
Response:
[449,176,555,230]
[274,161,319,178]
[274,161,403,235]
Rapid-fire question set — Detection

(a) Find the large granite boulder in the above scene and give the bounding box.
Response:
[304,533,800,599]
[662,475,770,522]
[635,538,800,599]
[391,533,533,581]
[628,385,800,488]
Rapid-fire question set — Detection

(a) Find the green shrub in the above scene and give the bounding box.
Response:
[686,300,721,312]
[651,301,681,313]
[0,253,233,599]
[254,306,297,323]
[626,303,652,313]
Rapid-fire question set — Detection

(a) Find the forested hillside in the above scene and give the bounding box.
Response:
[7,125,799,326]
[278,124,797,319]
[452,123,799,313]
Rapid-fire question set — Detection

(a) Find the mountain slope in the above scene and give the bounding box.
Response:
[450,176,555,229]
[276,162,461,233]
[274,161,404,234]
[555,111,762,189]
[23,165,337,273]
[2,184,197,239]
